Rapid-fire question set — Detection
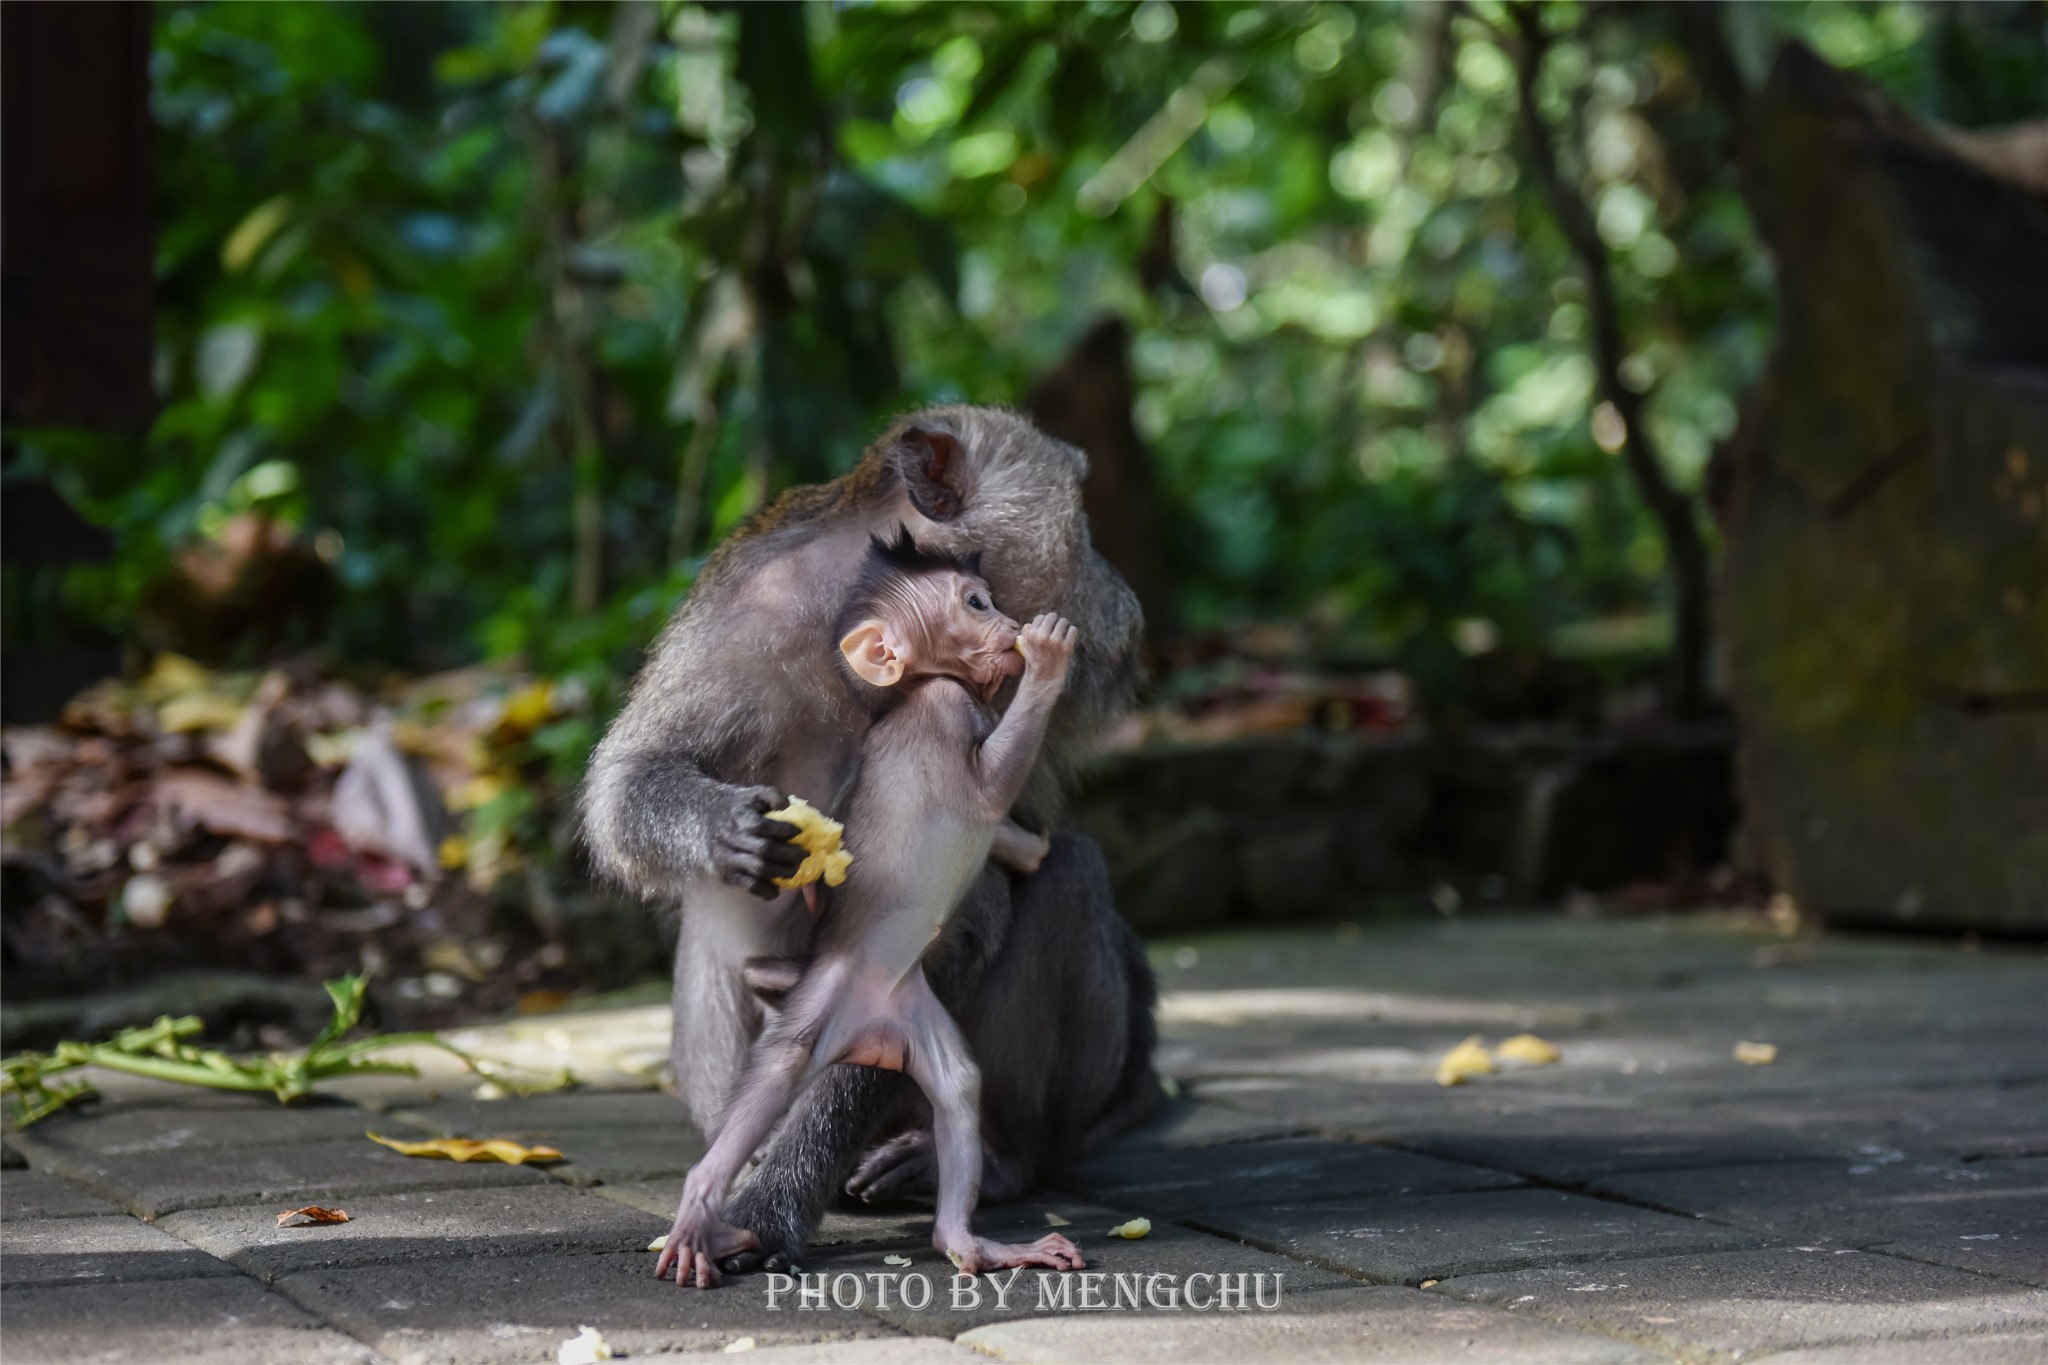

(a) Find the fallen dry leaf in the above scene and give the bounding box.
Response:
[1495,1033,1562,1066]
[276,1205,351,1228]
[768,796,851,890]
[1436,1035,1496,1086]
[648,1235,668,1252]
[1044,1212,1072,1227]
[158,769,295,843]
[366,1132,563,1164]
[558,1325,612,1365]
[724,1339,757,1354]
[1734,1041,1779,1066]
[883,1253,913,1266]
[1107,1218,1151,1240]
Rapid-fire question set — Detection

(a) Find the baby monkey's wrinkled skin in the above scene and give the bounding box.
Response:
[656,535,1083,1288]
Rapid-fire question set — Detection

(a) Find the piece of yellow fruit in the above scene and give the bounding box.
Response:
[1436,1035,1496,1086]
[1495,1033,1562,1066]
[768,796,852,889]
[558,1326,613,1365]
[1734,1041,1778,1066]
[1107,1218,1151,1239]
[366,1132,564,1164]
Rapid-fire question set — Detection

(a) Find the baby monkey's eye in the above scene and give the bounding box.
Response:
[967,592,985,611]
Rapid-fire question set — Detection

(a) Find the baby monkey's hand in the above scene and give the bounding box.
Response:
[1016,613,1077,690]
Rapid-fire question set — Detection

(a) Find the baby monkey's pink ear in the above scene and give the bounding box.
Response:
[840,620,906,687]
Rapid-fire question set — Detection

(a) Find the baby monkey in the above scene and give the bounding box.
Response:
[657,529,1084,1288]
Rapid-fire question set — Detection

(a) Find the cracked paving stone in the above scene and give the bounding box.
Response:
[1436,1245,2048,1359]
[1,1215,242,1288]
[956,1283,1666,1364]
[10,1097,379,1160]
[1591,1156,2048,1250]
[159,1181,667,1281]
[0,1276,377,1364]
[386,1089,690,1138]
[1109,1098,1312,1152]
[28,1136,551,1218]
[1058,1136,1521,1217]
[1751,1332,2048,1363]
[633,1341,988,1364]
[841,1222,1356,1337]
[1,1170,126,1220]
[1875,1221,2048,1288]
[1193,1187,1763,1284]
[275,1249,900,1364]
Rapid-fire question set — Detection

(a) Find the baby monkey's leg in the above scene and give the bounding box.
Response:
[658,970,842,1288]
[990,819,1051,875]
[898,970,1085,1276]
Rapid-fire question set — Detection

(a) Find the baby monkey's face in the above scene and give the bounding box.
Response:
[919,569,1025,700]
[839,566,1025,701]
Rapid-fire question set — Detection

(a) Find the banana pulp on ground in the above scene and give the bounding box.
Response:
[770,796,851,889]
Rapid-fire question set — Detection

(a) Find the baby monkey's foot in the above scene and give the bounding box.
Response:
[944,1232,1086,1276]
[656,1208,761,1289]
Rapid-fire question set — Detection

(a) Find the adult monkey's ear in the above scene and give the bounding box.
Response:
[839,620,906,687]
[899,426,966,522]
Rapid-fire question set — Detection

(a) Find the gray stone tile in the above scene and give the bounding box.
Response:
[0,1276,376,1364]
[635,1342,983,1364]
[957,1283,1667,1363]
[0,1215,240,1288]
[1592,1156,2048,1247]
[1877,1224,2048,1287]
[1,1170,124,1220]
[10,1097,378,1159]
[1194,1187,1765,1284]
[592,1180,1122,1252]
[30,1135,551,1217]
[1059,1136,1521,1216]
[1109,1097,1311,1151]
[1755,1333,2048,1364]
[276,1249,897,1364]
[537,1126,704,1186]
[160,1181,666,1281]
[846,1221,1355,1336]
[1438,1246,2048,1359]
[386,1088,689,1138]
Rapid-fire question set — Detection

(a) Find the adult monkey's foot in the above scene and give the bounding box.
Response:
[844,1128,935,1204]
[717,1182,806,1276]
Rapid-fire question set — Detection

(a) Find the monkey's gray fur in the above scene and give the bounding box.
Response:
[581,405,1161,1271]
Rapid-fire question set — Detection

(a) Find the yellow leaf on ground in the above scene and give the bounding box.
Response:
[1495,1033,1562,1065]
[158,692,246,734]
[724,1339,757,1354]
[768,796,852,889]
[1436,1035,1495,1086]
[1107,1218,1151,1239]
[648,1235,668,1252]
[366,1132,564,1164]
[883,1253,913,1266]
[1734,1041,1779,1066]
[276,1205,350,1228]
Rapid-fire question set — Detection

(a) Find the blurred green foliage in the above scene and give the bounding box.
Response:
[10,1,2044,711]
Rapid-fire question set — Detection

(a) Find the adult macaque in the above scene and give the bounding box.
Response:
[583,407,1159,1271]
[657,532,1085,1287]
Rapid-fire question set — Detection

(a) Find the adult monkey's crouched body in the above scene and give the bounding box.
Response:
[582,406,1161,1273]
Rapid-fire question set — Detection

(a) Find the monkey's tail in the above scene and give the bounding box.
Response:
[1080,916,1166,1153]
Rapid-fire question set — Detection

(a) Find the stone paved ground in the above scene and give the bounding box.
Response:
[4,914,2045,1364]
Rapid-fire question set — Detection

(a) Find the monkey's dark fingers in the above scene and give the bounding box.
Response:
[753,816,803,848]
[740,785,786,814]
[718,832,806,887]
